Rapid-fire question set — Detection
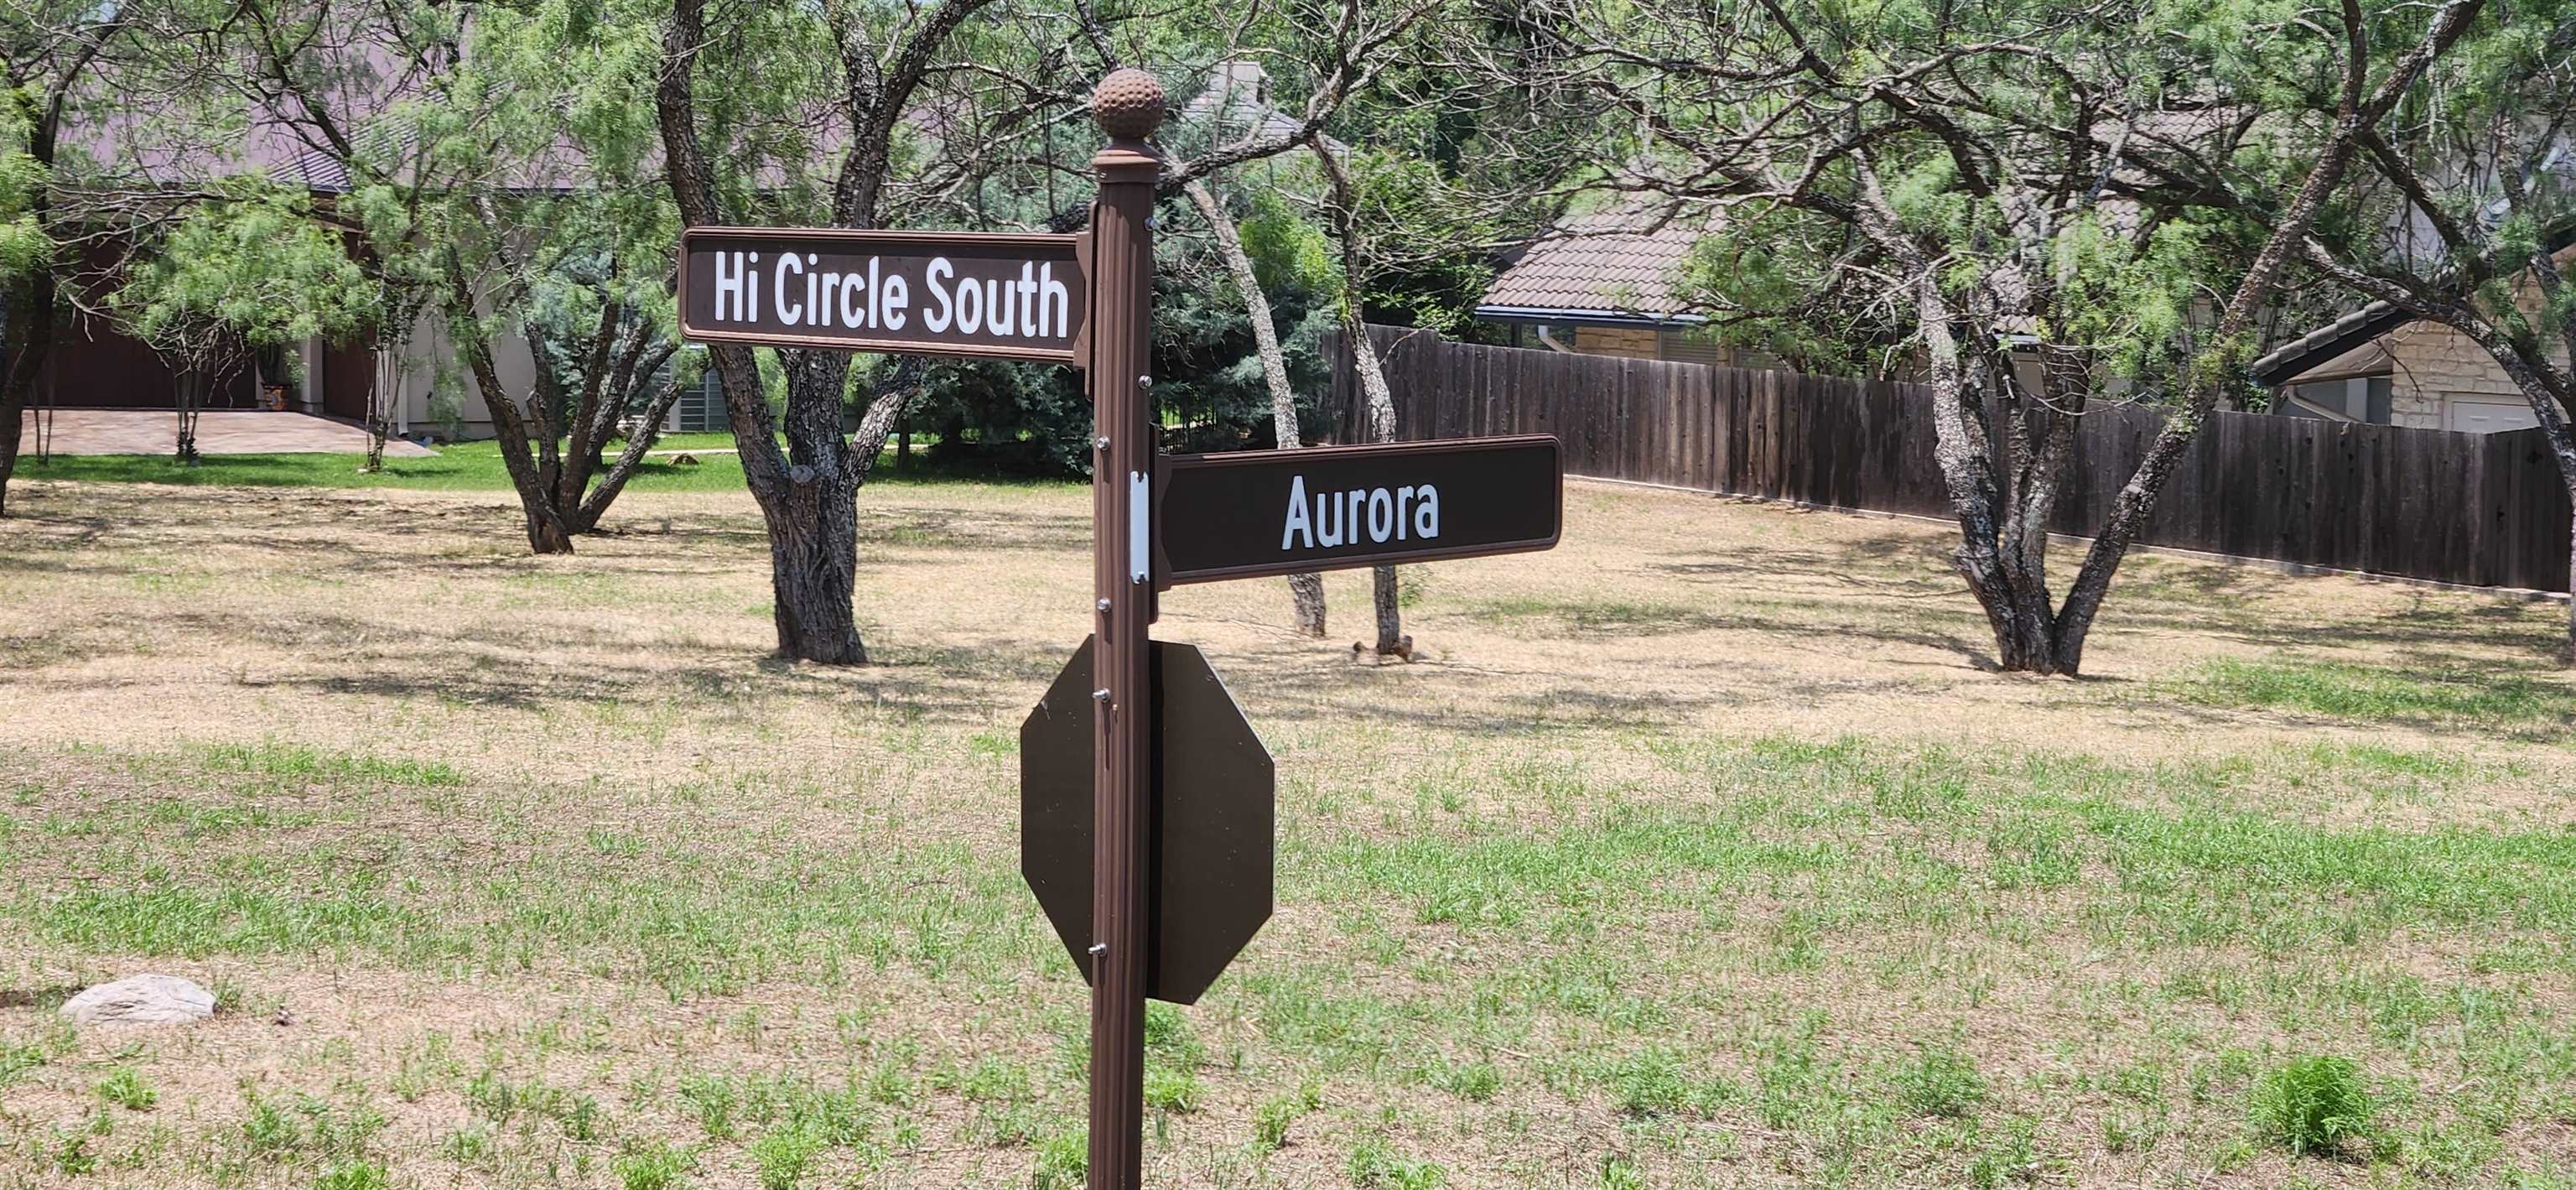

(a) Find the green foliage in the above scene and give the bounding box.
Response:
[316,1160,390,1190]
[1031,1130,1086,1189]
[1893,1045,1987,1119]
[95,1067,155,1112]
[613,1139,696,1190]
[0,94,45,279]
[749,1125,820,1190]
[112,186,373,366]
[1251,1082,1322,1153]
[2251,1055,2374,1156]
[1609,1047,1695,1117]
[1142,1065,1203,1114]
[1348,1134,1446,1189]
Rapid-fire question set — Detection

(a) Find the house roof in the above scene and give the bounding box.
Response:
[2252,225,2576,386]
[2249,302,2412,385]
[1475,209,1710,325]
[1478,109,2246,328]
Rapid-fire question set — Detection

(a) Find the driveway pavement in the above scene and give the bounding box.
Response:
[16,410,437,457]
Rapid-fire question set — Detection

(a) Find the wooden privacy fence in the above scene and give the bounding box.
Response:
[1326,325,2572,594]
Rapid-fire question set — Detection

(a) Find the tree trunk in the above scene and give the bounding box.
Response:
[0,272,55,519]
[1186,179,1326,637]
[1346,320,1409,657]
[1370,565,1410,660]
[1288,572,1327,638]
[575,372,692,533]
[761,466,868,664]
[0,374,23,519]
[656,0,974,666]
[174,370,204,464]
[364,336,406,474]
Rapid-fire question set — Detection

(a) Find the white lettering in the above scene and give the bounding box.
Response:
[774,253,803,326]
[1040,263,1070,338]
[1017,263,1039,337]
[956,270,985,335]
[839,273,865,329]
[1281,475,1313,549]
[1396,486,1414,540]
[983,277,1016,336]
[714,251,745,320]
[1415,484,1440,538]
[1367,488,1394,543]
[882,274,908,330]
[805,255,821,326]
[746,253,760,320]
[1317,486,1344,547]
[923,258,954,333]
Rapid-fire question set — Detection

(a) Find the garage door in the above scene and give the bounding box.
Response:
[2446,397,2542,434]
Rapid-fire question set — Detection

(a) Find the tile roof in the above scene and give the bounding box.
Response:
[1478,209,1710,320]
[2250,302,2410,384]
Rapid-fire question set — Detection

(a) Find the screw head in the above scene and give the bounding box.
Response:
[1091,68,1166,141]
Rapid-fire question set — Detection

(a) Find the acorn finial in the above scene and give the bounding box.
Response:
[1091,68,1166,143]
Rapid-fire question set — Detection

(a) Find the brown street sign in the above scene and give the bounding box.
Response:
[1154,435,1563,586]
[1021,636,1274,1006]
[678,227,1088,363]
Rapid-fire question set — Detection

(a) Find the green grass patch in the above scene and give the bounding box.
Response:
[2250,1054,2374,1156]
[196,741,465,788]
[20,436,1082,496]
[2181,658,2576,726]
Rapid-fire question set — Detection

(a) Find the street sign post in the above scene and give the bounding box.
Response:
[678,67,1561,1190]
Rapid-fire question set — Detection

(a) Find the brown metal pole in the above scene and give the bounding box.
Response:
[1084,68,1163,1190]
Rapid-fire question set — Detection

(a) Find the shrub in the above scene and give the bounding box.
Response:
[2251,1055,2373,1156]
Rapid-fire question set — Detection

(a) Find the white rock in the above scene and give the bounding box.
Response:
[60,974,216,1026]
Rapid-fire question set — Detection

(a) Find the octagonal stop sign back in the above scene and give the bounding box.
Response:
[1021,636,1274,1005]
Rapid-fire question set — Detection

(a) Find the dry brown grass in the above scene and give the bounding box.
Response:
[0,475,2568,1189]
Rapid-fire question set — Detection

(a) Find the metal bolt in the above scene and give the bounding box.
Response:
[1137,375,1153,390]
[1096,598,1112,611]
[1093,689,1112,702]
[1094,436,1110,449]
[1088,943,1109,955]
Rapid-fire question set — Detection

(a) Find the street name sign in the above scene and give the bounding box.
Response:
[678,227,1088,363]
[1155,435,1562,586]
[1021,637,1274,1006]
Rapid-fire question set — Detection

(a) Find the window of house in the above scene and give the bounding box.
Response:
[2288,375,2392,423]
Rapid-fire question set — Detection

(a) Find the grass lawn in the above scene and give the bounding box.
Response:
[13,434,1040,498]
[0,475,2568,1188]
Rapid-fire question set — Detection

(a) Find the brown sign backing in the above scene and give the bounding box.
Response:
[678,227,1088,363]
[1021,636,1275,1006]
[1154,435,1563,586]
